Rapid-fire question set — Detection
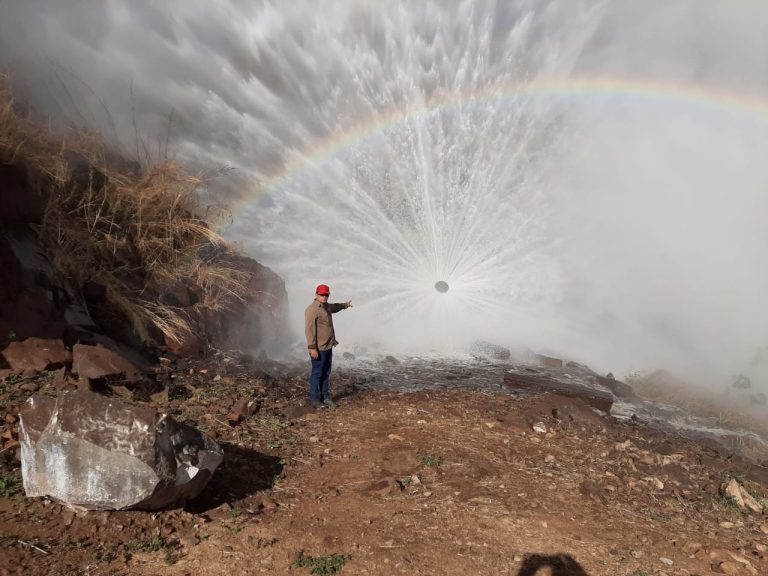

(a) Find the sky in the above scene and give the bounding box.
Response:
[1,0,768,386]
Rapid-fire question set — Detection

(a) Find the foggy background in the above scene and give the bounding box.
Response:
[1,0,768,390]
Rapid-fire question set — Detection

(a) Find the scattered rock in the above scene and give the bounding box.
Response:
[165,332,204,357]
[638,452,655,466]
[72,343,142,383]
[369,477,401,498]
[1,337,69,373]
[714,560,756,575]
[62,509,76,527]
[723,478,745,508]
[19,381,38,394]
[721,478,763,514]
[253,493,278,511]
[579,479,608,505]
[593,373,637,399]
[226,397,259,425]
[740,489,764,514]
[20,390,222,510]
[535,354,562,368]
[645,477,664,491]
[615,439,632,451]
[470,340,511,361]
[532,422,547,434]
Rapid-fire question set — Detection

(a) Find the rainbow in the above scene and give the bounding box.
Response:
[233,74,768,213]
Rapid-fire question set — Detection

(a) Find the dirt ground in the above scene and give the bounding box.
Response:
[2,356,768,576]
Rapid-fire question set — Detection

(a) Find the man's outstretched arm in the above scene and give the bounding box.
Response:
[328,301,353,313]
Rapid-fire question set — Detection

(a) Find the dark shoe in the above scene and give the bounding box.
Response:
[323,399,337,409]
[310,399,325,409]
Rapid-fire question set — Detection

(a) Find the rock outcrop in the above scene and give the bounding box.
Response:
[166,250,289,358]
[19,390,222,510]
[470,340,512,361]
[0,228,94,352]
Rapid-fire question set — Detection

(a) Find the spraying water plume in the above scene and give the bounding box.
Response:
[2,0,768,385]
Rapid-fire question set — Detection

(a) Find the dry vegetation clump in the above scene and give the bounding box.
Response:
[0,77,250,347]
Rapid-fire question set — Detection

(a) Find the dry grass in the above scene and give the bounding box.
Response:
[0,76,250,347]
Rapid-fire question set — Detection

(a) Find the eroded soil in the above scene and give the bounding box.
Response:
[2,356,768,576]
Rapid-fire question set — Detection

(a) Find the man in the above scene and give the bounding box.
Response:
[305,284,352,408]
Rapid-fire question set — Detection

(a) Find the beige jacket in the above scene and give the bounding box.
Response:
[305,300,349,351]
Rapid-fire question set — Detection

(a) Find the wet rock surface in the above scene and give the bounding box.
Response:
[503,370,614,413]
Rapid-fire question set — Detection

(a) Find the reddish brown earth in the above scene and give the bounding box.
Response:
[2,357,768,576]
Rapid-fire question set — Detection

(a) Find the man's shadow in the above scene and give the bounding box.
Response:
[517,554,591,576]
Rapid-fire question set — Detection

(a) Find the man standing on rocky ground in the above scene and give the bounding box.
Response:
[305,284,352,409]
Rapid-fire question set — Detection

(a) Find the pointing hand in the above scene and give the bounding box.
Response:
[345,300,353,308]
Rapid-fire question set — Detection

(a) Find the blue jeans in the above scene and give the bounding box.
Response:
[309,349,333,402]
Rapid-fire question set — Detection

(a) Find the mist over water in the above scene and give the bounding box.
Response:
[2,0,768,386]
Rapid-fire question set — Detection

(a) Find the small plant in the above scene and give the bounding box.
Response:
[92,548,117,562]
[399,476,412,487]
[125,537,167,553]
[720,494,746,517]
[630,571,649,576]
[419,452,441,468]
[292,550,351,575]
[145,538,167,552]
[263,418,287,431]
[732,374,752,389]
[7,331,17,341]
[0,474,23,498]
[348,454,360,462]
[229,507,241,519]
[164,549,183,565]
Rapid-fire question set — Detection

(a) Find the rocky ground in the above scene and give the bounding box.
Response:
[2,354,768,576]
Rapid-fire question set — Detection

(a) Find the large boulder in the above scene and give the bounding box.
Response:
[19,390,222,510]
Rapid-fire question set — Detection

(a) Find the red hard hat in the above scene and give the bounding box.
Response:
[315,284,330,295]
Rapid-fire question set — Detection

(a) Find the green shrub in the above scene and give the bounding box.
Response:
[0,474,22,498]
[292,550,351,575]
[732,374,752,389]
[418,452,441,468]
